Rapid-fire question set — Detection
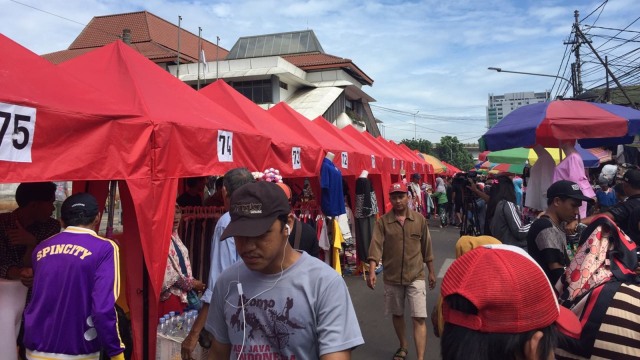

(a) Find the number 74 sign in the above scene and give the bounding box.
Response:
[0,102,36,163]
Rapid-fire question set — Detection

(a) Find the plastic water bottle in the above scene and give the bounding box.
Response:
[185,312,194,334]
[175,312,186,338]
[157,318,166,336]
[168,311,177,335]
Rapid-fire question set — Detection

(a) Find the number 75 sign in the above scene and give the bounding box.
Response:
[0,102,36,163]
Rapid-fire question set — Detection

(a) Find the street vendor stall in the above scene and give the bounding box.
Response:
[200,80,324,177]
[58,40,272,360]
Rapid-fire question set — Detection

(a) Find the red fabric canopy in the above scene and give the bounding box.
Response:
[441,161,462,176]
[311,116,371,175]
[58,41,271,359]
[0,35,145,182]
[0,36,159,360]
[268,103,364,176]
[339,125,387,174]
[199,81,323,177]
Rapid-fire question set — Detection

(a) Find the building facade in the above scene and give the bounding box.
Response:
[486,91,550,128]
[170,30,379,135]
[41,12,380,136]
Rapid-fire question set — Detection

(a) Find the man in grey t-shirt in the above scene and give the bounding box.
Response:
[206,181,364,359]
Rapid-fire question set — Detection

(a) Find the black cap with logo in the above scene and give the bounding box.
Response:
[61,193,99,219]
[547,180,594,203]
[220,181,291,240]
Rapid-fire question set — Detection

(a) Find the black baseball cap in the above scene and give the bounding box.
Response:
[547,180,594,203]
[622,169,640,188]
[220,181,291,240]
[61,193,99,219]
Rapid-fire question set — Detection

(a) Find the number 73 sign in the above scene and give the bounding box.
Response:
[0,102,36,163]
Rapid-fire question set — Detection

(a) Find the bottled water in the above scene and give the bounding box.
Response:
[175,312,185,338]
[168,311,177,336]
[185,312,194,334]
[157,318,166,336]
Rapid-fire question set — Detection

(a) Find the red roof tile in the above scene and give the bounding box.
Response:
[42,11,227,65]
[283,53,373,85]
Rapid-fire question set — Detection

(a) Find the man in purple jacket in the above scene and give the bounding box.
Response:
[23,193,125,360]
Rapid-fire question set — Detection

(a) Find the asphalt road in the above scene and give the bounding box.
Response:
[346,217,460,360]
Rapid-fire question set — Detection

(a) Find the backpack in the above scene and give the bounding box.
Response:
[555,215,638,358]
[556,215,638,307]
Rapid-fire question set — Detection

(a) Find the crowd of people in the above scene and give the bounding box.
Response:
[2,156,640,360]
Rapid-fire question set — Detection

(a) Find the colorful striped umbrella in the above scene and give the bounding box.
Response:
[418,153,447,174]
[487,145,600,168]
[489,163,525,174]
[482,100,640,151]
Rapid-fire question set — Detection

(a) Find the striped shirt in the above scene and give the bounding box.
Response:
[556,283,640,360]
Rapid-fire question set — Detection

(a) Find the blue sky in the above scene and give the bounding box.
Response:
[3,0,638,143]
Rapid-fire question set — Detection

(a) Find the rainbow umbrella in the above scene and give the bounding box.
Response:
[490,163,525,174]
[418,153,447,174]
[482,100,640,151]
[487,145,600,168]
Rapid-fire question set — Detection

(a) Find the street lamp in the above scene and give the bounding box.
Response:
[487,67,572,88]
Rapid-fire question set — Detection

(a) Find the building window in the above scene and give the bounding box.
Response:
[229,79,273,103]
[279,81,288,90]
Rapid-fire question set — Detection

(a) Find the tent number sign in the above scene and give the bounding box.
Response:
[217,130,233,162]
[0,102,36,163]
[341,152,348,169]
[292,147,301,170]
[371,155,376,169]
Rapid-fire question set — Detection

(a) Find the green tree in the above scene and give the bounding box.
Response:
[436,136,474,171]
[400,138,434,154]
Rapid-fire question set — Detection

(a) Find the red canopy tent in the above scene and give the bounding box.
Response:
[199,80,323,177]
[311,116,372,175]
[339,126,393,213]
[0,35,157,358]
[268,103,366,176]
[385,140,414,175]
[59,41,271,359]
[0,35,145,181]
[441,161,462,176]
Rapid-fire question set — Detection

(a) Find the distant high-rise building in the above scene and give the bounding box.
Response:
[486,91,550,128]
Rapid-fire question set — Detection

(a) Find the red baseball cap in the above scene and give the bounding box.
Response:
[441,244,582,339]
[389,182,408,194]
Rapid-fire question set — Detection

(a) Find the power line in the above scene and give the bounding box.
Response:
[8,0,124,42]
[580,0,608,22]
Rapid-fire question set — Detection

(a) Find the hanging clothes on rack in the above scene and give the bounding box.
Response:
[354,176,379,264]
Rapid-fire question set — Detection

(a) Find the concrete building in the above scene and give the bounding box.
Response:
[170,30,379,135]
[41,12,380,136]
[486,91,550,128]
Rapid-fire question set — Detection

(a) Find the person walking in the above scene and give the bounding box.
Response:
[23,193,125,360]
[367,182,436,360]
[205,181,364,359]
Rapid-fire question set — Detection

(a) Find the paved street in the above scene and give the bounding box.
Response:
[346,217,460,360]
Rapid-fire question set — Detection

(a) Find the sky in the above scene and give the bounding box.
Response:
[3,0,638,144]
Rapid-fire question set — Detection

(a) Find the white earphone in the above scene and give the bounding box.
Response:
[285,224,291,235]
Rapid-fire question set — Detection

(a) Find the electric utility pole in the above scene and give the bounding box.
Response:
[564,10,583,97]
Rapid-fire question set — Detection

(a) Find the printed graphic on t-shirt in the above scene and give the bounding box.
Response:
[230,295,304,359]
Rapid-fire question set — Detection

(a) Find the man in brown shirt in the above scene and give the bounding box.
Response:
[367,182,435,360]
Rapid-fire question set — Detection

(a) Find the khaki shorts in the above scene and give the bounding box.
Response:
[384,279,427,318]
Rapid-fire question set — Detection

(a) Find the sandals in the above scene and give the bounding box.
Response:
[393,347,408,360]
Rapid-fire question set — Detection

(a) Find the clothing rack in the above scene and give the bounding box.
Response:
[178,206,225,284]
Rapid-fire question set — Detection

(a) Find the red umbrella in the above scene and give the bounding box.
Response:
[482,100,640,151]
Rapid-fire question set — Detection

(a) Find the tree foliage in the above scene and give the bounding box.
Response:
[436,136,474,171]
[400,138,434,154]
